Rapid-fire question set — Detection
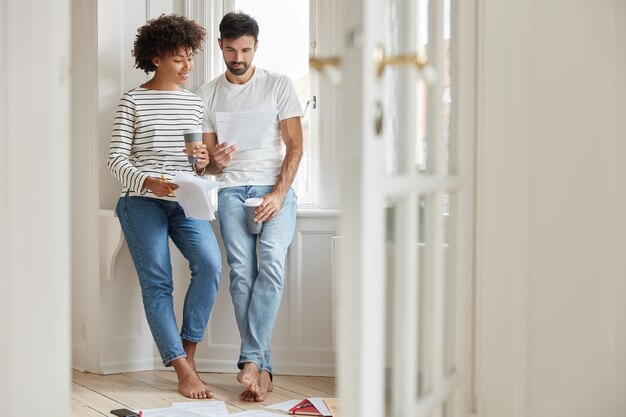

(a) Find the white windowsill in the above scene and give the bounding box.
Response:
[100,207,340,218]
[296,207,340,217]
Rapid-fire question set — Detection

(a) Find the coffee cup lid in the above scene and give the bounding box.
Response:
[244,198,264,207]
[183,128,203,135]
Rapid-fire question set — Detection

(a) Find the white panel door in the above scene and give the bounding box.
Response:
[336,0,474,416]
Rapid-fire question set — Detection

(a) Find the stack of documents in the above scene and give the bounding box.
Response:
[135,398,337,417]
[141,404,284,417]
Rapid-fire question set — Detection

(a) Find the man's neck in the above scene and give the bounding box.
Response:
[225,66,256,85]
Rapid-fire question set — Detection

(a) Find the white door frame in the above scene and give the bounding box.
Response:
[335,1,387,416]
[474,0,531,415]
[1,0,72,415]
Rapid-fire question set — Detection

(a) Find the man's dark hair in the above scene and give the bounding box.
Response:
[219,12,259,41]
[133,14,207,73]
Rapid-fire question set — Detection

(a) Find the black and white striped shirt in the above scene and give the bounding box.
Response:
[107,87,203,200]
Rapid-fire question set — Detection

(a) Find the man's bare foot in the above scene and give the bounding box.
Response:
[254,370,274,402]
[239,370,273,402]
[171,358,214,399]
[237,362,260,401]
[239,389,257,402]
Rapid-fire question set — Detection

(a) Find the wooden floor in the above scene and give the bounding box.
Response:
[72,369,336,416]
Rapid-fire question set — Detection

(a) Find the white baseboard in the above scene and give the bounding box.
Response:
[72,344,86,371]
[272,363,336,377]
[77,356,334,376]
[99,358,156,374]
[150,358,336,377]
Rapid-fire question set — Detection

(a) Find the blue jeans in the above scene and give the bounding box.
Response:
[218,186,296,375]
[116,196,221,366]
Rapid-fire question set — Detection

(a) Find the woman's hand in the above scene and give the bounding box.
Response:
[143,177,178,197]
[192,144,209,173]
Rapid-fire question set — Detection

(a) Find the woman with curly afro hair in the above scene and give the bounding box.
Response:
[107,14,221,399]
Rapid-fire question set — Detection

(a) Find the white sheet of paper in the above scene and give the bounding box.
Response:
[171,400,229,416]
[229,410,285,417]
[308,398,332,416]
[140,407,208,417]
[264,399,301,412]
[215,111,277,150]
[172,171,220,221]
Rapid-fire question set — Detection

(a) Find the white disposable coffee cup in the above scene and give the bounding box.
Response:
[244,198,264,234]
[183,129,203,164]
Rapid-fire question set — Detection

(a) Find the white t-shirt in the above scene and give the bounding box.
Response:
[197,67,303,187]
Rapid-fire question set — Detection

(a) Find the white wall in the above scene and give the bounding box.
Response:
[477,0,624,416]
[0,1,71,416]
[527,2,613,416]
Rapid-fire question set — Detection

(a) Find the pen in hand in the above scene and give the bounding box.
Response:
[161,174,175,196]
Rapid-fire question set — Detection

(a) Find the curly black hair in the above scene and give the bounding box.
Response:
[133,14,207,73]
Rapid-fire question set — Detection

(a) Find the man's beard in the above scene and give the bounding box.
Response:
[226,61,250,76]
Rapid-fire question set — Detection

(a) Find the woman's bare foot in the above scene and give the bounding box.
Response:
[182,339,198,373]
[237,362,260,401]
[186,356,197,373]
[171,357,214,399]
[178,372,214,399]
[182,339,211,386]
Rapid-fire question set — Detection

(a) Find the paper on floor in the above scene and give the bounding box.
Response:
[172,400,229,416]
[264,399,301,412]
[229,410,285,417]
[139,407,208,417]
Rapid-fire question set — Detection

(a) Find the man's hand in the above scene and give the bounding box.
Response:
[143,177,179,197]
[254,191,286,223]
[209,142,237,171]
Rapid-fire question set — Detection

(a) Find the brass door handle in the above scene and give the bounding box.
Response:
[309,56,341,71]
[373,45,435,81]
[309,56,342,85]
[309,46,435,84]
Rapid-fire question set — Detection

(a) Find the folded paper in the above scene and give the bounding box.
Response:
[172,171,220,221]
